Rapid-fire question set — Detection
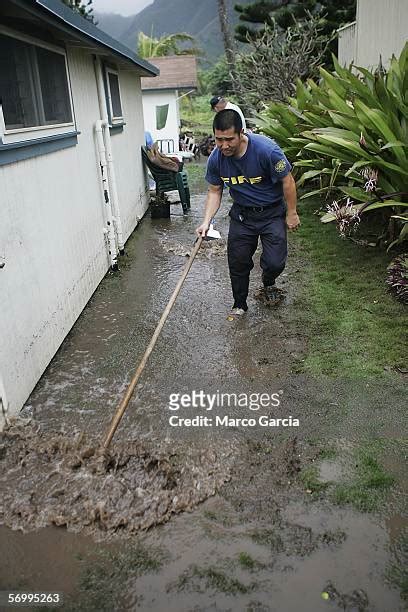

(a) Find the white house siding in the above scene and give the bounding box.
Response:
[142,90,179,151]
[0,46,149,420]
[340,0,408,69]
[338,21,357,66]
[109,68,150,235]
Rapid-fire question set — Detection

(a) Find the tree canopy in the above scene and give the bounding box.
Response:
[137,31,201,58]
[61,0,96,23]
[234,0,356,44]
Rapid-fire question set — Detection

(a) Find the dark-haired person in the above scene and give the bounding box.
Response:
[196,109,300,318]
[210,96,247,132]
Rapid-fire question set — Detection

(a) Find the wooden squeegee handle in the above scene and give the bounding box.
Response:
[102,236,203,449]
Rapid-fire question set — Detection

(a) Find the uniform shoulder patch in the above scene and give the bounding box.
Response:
[275,159,287,173]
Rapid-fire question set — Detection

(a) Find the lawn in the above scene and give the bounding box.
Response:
[292,198,407,377]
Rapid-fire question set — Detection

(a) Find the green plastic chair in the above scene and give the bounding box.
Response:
[141,146,191,213]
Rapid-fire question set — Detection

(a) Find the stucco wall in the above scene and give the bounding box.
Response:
[0,46,149,419]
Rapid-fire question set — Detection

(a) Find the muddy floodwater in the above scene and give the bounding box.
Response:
[1,179,407,611]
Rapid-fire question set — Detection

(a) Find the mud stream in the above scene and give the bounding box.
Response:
[0,420,232,536]
[1,185,406,611]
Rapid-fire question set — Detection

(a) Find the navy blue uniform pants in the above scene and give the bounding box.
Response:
[227,203,287,309]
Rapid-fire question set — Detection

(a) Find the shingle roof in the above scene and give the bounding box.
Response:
[29,0,158,76]
[141,56,198,91]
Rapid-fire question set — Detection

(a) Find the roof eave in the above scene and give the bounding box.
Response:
[30,0,158,76]
[142,85,197,92]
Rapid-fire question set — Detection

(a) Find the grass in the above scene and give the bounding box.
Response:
[299,465,329,498]
[251,529,284,553]
[185,162,208,194]
[331,445,395,512]
[386,534,408,602]
[195,567,253,594]
[65,544,164,611]
[180,94,213,135]
[172,564,255,594]
[292,198,408,377]
[238,552,258,570]
[298,440,397,512]
[318,447,338,460]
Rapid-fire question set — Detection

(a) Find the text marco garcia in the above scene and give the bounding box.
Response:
[167,391,299,428]
[168,415,299,427]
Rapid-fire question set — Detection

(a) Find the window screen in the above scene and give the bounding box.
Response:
[0,35,38,129]
[0,33,72,130]
[108,72,122,118]
[37,46,72,124]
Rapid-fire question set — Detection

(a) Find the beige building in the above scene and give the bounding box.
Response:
[0,0,157,423]
[338,0,408,68]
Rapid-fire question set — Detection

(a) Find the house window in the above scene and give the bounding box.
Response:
[0,31,74,137]
[105,68,123,122]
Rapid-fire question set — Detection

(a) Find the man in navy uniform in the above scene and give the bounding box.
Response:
[196,109,300,317]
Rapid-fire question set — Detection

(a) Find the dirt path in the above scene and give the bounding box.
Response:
[0,187,406,611]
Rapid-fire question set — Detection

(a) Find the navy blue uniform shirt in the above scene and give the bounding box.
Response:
[205,133,291,207]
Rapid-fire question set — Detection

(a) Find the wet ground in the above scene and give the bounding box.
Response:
[0,176,407,611]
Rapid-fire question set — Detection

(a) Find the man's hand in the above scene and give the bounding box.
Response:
[196,221,210,237]
[196,184,223,238]
[286,211,300,231]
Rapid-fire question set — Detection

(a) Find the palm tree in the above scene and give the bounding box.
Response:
[217,0,236,72]
[217,0,241,102]
[137,31,201,58]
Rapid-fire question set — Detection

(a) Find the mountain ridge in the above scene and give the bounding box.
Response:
[95,0,252,64]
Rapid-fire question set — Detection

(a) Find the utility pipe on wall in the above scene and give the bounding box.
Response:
[0,374,10,432]
[95,119,118,270]
[94,56,125,255]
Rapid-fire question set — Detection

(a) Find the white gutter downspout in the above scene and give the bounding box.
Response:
[0,375,9,432]
[94,56,125,255]
[95,119,118,270]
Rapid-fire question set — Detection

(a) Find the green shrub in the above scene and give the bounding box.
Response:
[257,43,408,245]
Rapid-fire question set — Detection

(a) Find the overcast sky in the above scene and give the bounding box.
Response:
[92,0,153,16]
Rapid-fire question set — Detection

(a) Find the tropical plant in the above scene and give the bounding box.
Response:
[258,43,408,247]
[137,31,201,58]
[236,15,330,111]
[62,0,95,23]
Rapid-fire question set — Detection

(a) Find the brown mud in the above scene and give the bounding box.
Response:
[0,420,232,537]
[0,190,406,611]
[161,236,228,258]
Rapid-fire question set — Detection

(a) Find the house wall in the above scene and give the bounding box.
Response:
[0,45,149,421]
[338,0,408,69]
[142,90,179,152]
[338,21,356,66]
[356,0,408,69]
[107,67,150,234]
